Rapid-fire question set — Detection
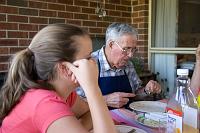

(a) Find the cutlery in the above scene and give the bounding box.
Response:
[127,129,136,133]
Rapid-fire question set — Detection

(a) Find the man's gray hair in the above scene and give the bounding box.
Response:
[105,22,138,45]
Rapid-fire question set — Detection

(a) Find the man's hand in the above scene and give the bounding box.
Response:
[104,92,135,108]
[145,80,161,94]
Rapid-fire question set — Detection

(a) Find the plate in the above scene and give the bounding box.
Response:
[116,125,147,133]
[129,101,167,113]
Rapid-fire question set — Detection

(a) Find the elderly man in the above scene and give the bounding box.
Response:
[77,22,161,109]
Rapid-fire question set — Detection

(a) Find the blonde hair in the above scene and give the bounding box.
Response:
[0,24,88,124]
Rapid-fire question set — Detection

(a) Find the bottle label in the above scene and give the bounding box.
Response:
[166,107,183,133]
[167,113,182,133]
[166,107,183,117]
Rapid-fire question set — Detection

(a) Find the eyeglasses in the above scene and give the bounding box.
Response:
[113,41,138,55]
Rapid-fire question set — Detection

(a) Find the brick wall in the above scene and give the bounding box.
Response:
[0,0,148,72]
[132,0,149,70]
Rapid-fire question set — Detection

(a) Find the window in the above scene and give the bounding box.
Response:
[149,0,198,97]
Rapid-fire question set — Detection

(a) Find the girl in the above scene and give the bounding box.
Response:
[0,24,116,133]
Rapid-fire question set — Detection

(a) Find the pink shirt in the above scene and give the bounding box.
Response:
[0,88,77,133]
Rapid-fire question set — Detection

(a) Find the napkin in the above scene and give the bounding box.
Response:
[144,112,167,122]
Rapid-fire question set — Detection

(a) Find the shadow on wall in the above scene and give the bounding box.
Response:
[0,72,7,89]
[92,37,105,51]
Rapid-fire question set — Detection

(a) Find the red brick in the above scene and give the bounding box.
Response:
[0,0,5,4]
[89,27,103,34]
[102,16,114,22]
[132,12,139,17]
[83,20,96,27]
[49,18,65,24]
[0,23,18,30]
[29,17,48,24]
[139,11,148,16]
[109,0,120,4]
[138,34,148,40]
[127,7,131,12]
[7,0,28,7]
[89,14,102,21]
[19,8,38,16]
[139,0,149,4]
[97,22,110,27]
[132,23,139,28]
[121,12,131,17]
[0,5,18,14]
[74,13,88,20]
[10,47,26,54]
[133,17,146,23]
[39,10,57,17]
[29,1,47,9]
[29,32,37,39]
[120,0,131,5]
[0,31,6,38]
[8,15,28,23]
[139,23,148,28]
[58,12,73,18]
[133,5,148,11]
[0,55,9,63]
[39,25,48,30]
[74,0,89,7]
[66,5,81,12]
[109,10,120,17]
[57,0,73,5]
[105,4,115,10]
[138,45,148,51]
[82,7,95,14]
[44,0,57,2]
[19,39,31,46]
[89,2,97,8]
[19,24,38,31]
[8,31,28,38]
[0,39,18,46]
[0,47,9,54]
[136,40,142,45]
[132,0,138,5]
[114,17,128,23]
[48,3,65,11]
[67,19,82,26]
[116,5,127,11]
[126,18,131,22]
[0,14,6,21]
[0,63,8,72]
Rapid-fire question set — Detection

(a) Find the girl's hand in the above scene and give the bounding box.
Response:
[65,59,99,90]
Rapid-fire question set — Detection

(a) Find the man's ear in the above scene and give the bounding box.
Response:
[108,40,113,48]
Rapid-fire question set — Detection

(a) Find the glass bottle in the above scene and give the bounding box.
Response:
[175,69,199,129]
[165,69,185,133]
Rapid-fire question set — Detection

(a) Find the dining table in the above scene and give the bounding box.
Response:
[110,103,199,133]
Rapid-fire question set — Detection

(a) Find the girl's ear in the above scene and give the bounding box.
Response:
[58,62,72,77]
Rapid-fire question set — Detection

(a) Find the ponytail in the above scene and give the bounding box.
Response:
[0,49,41,124]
